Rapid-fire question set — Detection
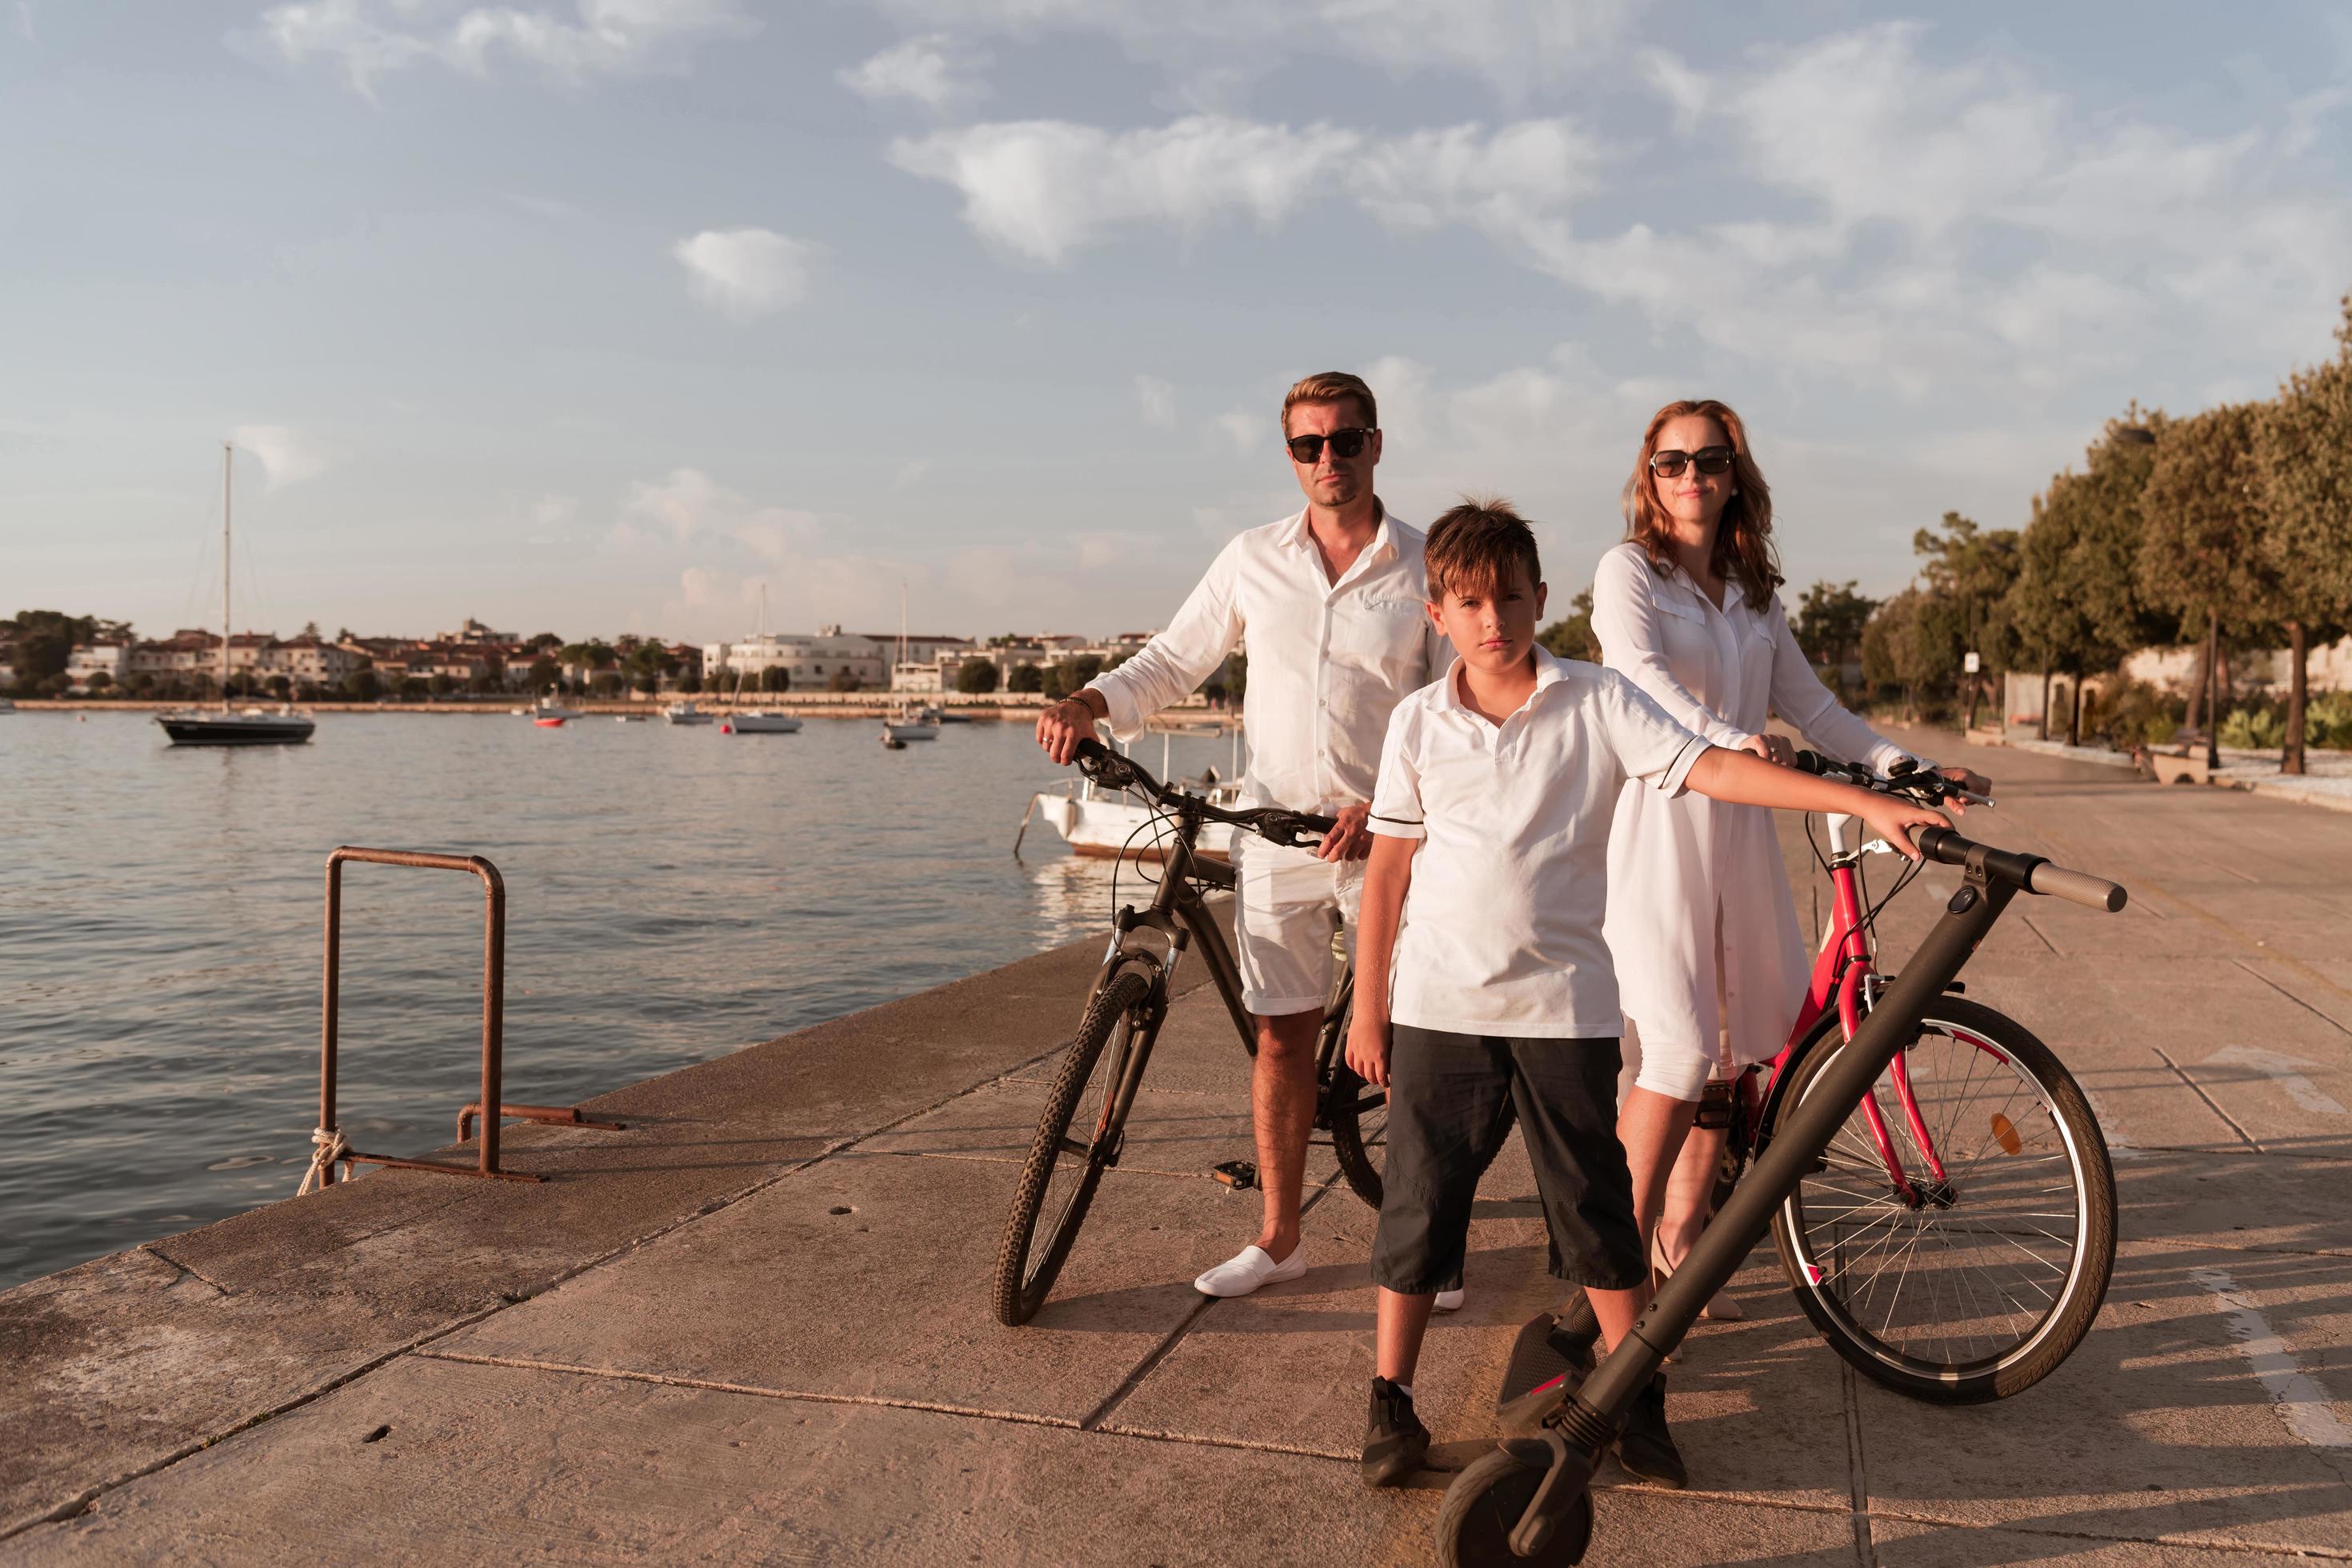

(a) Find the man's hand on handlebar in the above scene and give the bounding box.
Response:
[1035,693,1105,765]
[1318,802,1374,862]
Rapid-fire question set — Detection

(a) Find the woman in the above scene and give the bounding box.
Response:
[1594,399,1987,1330]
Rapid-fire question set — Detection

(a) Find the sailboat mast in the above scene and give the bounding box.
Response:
[221,442,233,712]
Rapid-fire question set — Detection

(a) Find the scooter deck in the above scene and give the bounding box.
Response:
[1496,1298,1601,1436]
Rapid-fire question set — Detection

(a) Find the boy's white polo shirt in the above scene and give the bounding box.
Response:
[1369,647,1710,1038]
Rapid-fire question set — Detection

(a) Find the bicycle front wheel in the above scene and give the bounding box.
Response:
[1766,997,2116,1402]
[994,970,1156,1326]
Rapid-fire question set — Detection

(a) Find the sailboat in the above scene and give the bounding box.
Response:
[157,444,316,747]
[729,583,802,733]
[882,582,938,742]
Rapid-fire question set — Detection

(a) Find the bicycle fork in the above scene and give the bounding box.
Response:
[1494,865,2018,1558]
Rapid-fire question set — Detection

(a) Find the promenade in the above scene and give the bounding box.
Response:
[5,733,2350,1565]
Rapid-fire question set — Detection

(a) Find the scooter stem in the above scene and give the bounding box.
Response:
[1570,866,2019,1426]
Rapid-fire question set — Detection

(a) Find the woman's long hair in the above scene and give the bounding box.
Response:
[1621,398,1782,611]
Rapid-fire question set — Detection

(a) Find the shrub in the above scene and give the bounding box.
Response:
[2086,676,2182,749]
[2221,704,2287,750]
[2307,690,2352,750]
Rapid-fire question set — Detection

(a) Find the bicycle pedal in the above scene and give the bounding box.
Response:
[1210,1159,1258,1190]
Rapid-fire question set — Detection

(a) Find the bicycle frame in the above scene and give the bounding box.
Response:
[1747,810,1945,1207]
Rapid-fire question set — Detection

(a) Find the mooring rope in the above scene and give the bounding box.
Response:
[296,1126,350,1197]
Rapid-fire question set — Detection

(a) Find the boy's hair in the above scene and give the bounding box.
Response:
[1281,371,1378,435]
[1424,496,1543,602]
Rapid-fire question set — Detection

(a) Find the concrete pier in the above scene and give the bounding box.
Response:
[6,731,2352,1564]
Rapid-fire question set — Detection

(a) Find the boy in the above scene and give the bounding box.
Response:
[1347,499,1946,1487]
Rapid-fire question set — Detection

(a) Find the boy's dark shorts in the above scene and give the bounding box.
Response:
[1372,1026,1644,1294]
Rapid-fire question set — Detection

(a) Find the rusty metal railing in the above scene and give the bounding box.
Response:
[307,846,622,1190]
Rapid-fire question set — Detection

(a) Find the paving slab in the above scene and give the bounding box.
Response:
[10,1354,1403,1567]
[432,1140,1281,1426]
[1869,1514,2324,1565]
[1854,1239,2352,1556]
[860,1072,1266,1180]
[2111,1146,2352,1256]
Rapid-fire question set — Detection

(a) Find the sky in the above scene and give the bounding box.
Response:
[5,0,2350,646]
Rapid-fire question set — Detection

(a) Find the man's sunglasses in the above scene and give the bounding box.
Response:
[1649,446,1735,478]
[1286,427,1375,464]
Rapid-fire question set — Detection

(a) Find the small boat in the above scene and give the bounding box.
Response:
[663,700,715,726]
[880,732,907,750]
[158,444,316,748]
[883,706,938,742]
[530,694,582,722]
[534,715,567,728]
[0,698,15,714]
[1015,728,1243,861]
[730,710,802,734]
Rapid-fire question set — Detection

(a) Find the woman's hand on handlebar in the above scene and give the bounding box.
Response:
[1936,765,1991,811]
[1318,802,1374,862]
[1741,733,1798,767]
[1035,694,1103,765]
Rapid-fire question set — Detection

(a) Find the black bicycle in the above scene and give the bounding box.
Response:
[994,739,1390,1327]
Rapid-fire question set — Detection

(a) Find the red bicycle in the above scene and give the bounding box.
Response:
[1702,752,2117,1402]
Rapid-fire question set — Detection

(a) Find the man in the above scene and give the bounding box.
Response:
[1035,371,1454,1302]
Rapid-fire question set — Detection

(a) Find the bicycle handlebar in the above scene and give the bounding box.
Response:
[1794,750,2124,911]
[1071,738,1338,850]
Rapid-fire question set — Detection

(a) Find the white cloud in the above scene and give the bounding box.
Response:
[671,228,812,318]
[890,114,1599,265]
[866,0,1646,98]
[230,424,332,490]
[839,32,990,110]
[1210,409,1260,453]
[253,0,756,96]
[1134,374,1176,430]
[890,458,933,491]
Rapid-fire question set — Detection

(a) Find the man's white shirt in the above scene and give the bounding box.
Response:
[1086,507,1450,811]
[1369,648,1710,1038]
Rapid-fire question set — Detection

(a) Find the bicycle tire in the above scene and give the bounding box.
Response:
[1764,996,2116,1402]
[993,970,1157,1327]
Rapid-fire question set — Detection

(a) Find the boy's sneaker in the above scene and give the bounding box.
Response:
[1612,1372,1688,1489]
[1362,1378,1430,1488]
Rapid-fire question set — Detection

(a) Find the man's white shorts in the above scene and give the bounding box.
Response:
[1230,834,1361,1017]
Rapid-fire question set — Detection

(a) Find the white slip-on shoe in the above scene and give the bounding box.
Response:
[1194,1244,1308,1298]
[1433,1288,1466,1314]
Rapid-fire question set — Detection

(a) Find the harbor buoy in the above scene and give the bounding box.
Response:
[721,722,734,734]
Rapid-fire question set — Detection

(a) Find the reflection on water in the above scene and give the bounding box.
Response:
[0,711,1239,1290]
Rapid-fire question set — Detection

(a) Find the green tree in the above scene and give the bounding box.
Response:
[1912,512,2021,728]
[1007,662,1042,694]
[399,676,429,700]
[955,659,1002,694]
[2003,418,2167,745]
[1794,581,1877,673]
[1537,589,1598,662]
[2257,296,2352,775]
[299,620,322,639]
[678,672,703,694]
[827,666,862,693]
[266,674,292,700]
[86,670,114,694]
[344,667,382,701]
[590,671,623,698]
[428,672,456,697]
[2138,402,2278,767]
[761,666,791,693]
[526,655,561,690]
[1861,587,1963,722]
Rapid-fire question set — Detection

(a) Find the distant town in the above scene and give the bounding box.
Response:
[0,613,1212,704]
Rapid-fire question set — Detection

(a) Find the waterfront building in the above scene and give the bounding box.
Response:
[702,624,972,692]
[65,643,129,691]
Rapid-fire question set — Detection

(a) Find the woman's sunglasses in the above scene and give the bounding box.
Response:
[1650,446,1735,478]
[1286,427,1375,464]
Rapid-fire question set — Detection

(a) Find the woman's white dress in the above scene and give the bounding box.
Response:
[1593,540,1926,1076]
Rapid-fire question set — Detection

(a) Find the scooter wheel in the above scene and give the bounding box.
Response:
[1435,1446,1593,1566]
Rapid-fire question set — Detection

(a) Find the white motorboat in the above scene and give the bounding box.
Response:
[882,710,938,742]
[1016,729,1246,862]
[662,700,715,726]
[729,710,802,734]
[157,444,315,748]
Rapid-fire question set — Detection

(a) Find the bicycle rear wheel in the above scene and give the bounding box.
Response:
[994,970,1156,1326]
[1766,997,2116,1402]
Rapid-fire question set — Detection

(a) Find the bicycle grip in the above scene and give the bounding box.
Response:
[2027,863,2128,913]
